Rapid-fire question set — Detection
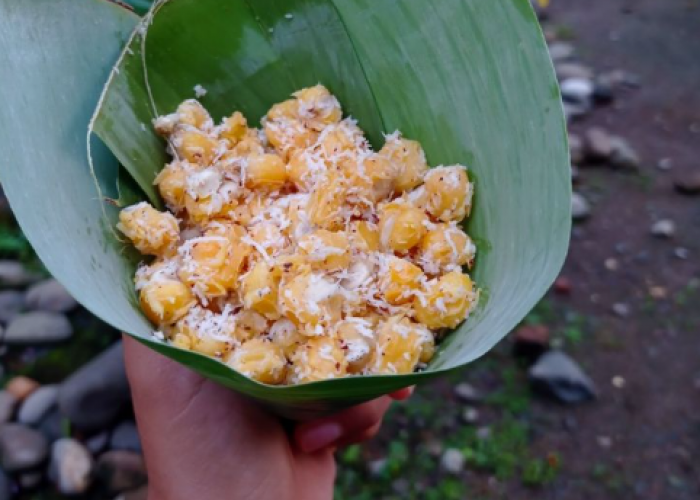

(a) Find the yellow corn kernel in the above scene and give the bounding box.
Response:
[280,272,341,334]
[230,193,266,226]
[230,129,265,158]
[347,221,380,252]
[139,279,195,325]
[240,262,282,320]
[363,153,397,202]
[183,186,239,225]
[307,172,347,230]
[248,222,289,260]
[178,235,237,299]
[284,194,312,240]
[414,271,476,329]
[289,337,347,383]
[298,230,350,271]
[174,307,235,357]
[177,100,212,130]
[378,202,428,252]
[424,166,472,222]
[233,310,269,343]
[373,316,434,374]
[117,202,179,257]
[379,135,428,193]
[175,130,218,166]
[335,318,376,374]
[171,332,192,350]
[266,99,299,122]
[287,149,314,190]
[228,339,287,384]
[419,223,476,273]
[293,84,342,131]
[269,318,303,358]
[218,111,248,145]
[154,163,187,211]
[205,222,251,279]
[380,257,423,305]
[246,153,287,190]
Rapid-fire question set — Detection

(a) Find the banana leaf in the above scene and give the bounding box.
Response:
[0,0,570,419]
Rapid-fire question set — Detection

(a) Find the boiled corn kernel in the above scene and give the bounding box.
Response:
[117,202,179,257]
[414,271,477,329]
[424,166,473,222]
[228,338,287,384]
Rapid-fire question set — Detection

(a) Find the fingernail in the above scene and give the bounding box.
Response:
[299,422,343,452]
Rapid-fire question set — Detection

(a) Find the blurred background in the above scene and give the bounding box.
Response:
[1,0,699,498]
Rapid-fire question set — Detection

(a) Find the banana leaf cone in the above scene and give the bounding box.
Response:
[0,0,570,419]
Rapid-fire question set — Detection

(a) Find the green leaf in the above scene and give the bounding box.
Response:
[1,0,570,417]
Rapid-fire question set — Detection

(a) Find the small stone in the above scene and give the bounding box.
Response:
[18,385,59,426]
[36,408,64,443]
[609,137,640,170]
[58,342,130,431]
[604,258,619,271]
[513,324,550,360]
[367,458,387,477]
[568,133,584,165]
[0,424,49,472]
[453,383,481,403]
[5,376,39,401]
[674,247,689,260]
[440,448,465,474]
[4,312,73,345]
[0,291,24,324]
[0,261,39,287]
[611,376,626,389]
[597,435,613,448]
[556,63,594,81]
[554,277,572,295]
[657,158,673,171]
[673,172,700,195]
[476,426,492,440]
[86,432,110,455]
[593,75,615,104]
[529,350,597,404]
[49,438,93,495]
[548,42,574,61]
[462,407,479,424]
[116,486,149,500]
[110,421,141,453]
[0,392,18,424]
[571,192,591,220]
[18,471,42,489]
[650,219,675,239]
[585,127,614,161]
[425,439,443,457]
[0,469,8,500]
[612,303,630,318]
[392,478,410,494]
[24,280,77,313]
[96,451,147,494]
[560,78,594,105]
[563,102,590,121]
[648,286,667,300]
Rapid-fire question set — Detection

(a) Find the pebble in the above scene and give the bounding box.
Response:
[367,458,387,477]
[554,276,572,295]
[18,471,42,489]
[548,42,574,61]
[650,219,675,239]
[476,426,492,440]
[4,312,73,345]
[568,133,584,165]
[571,192,591,220]
[0,468,9,500]
[392,478,410,494]
[593,75,615,104]
[110,421,142,453]
[657,158,673,171]
[560,78,594,105]
[513,324,550,360]
[529,350,597,404]
[597,435,613,448]
[36,408,64,443]
[58,342,130,431]
[18,385,59,426]
[648,286,667,300]
[674,247,689,260]
[609,136,640,170]
[440,448,465,474]
[674,172,700,195]
[462,407,479,424]
[556,62,594,81]
[24,279,77,313]
[96,451,148,494]
[0,392,18,424]
[425,439,443,457]
[563,102,590,121]
[0,424,49,472]
[612,303,631,318]
[611,376,626,389]
[5,376,39,401]
[86,432,110,455]
[0,261,38,288]
[115,486,149,500]
[453,382,481,403]
[604,258,619,271]
[585,127,614,161]
[0,291,24,324]
[49,439,93,495]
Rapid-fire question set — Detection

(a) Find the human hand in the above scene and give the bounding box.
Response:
[122,335,411,500]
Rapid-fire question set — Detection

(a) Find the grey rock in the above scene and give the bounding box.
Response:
[560,78,594,105]
[37,408,64,443]
[0,424,49,472]
[568,133,584,165]
[24,280,77,313]
[0,291,24,324]
[612,303,631,318]
[593,74,615,103]
[49,438,93,495]
[461,407,479,424]
[110,422,141,453]
[392,478,410,494]
[563,102,590,121]
[571,192,591,220]
[440,449,465,474]
[650,219,675,239]
[96,451,147,494]
[529,350,597,404]
[476,426,492,440]
[18,385,59,426]
[657,158,673,171]
[367,458,387,477]
[425,439,443,457]
[609,137,640,170]
[548,42,574,61]
[58,342,130,431]
[0,261,38,288]
[674,247,689,260]
[585,127,614,161]
[0,391,18,425]
[4,312,73,345]
[0,468,10,500]
[556,62,594,81]
[453,382,481,403]
[674,172,700,195]
[18,471,43,489]
[86,432,110,455]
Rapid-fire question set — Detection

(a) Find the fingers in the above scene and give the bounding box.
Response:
[294,396,394,453]
[389,386,414,401]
